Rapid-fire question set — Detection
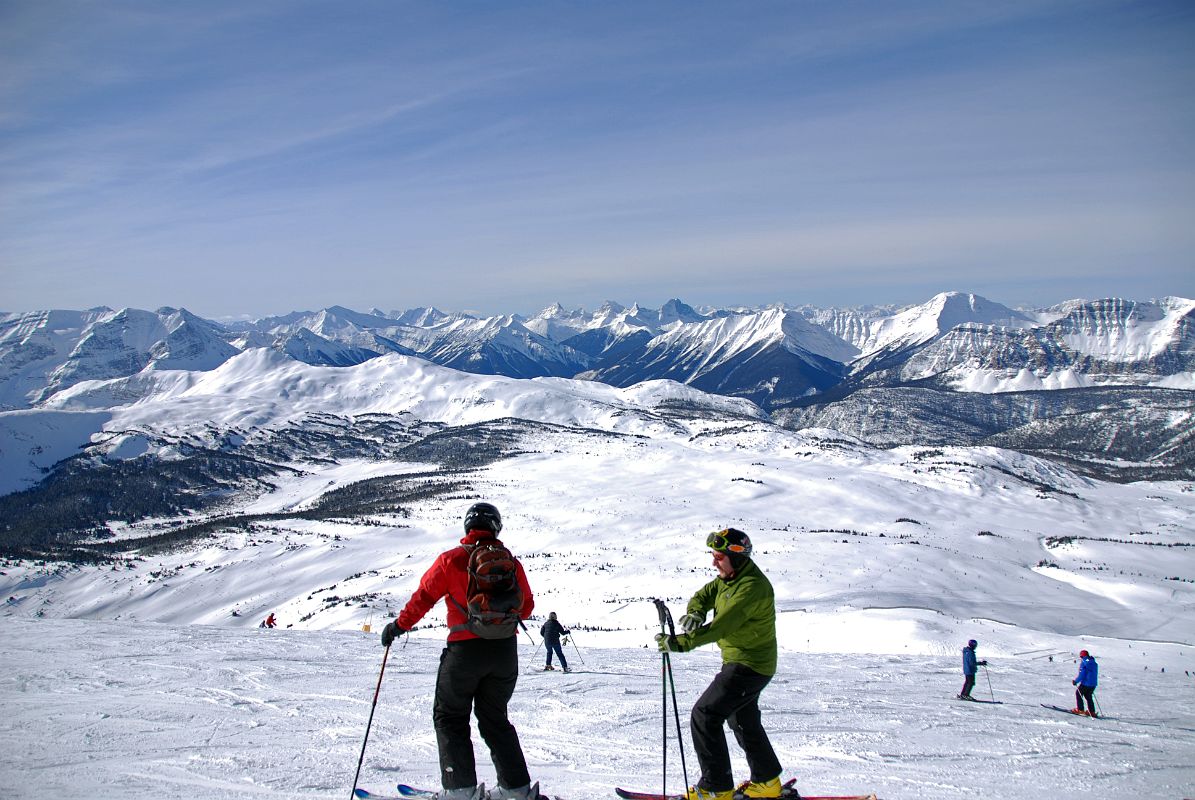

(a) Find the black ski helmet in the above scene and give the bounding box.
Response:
[463,502,502,534]
[707,528,752,557]
[967,639,977,649]
[707,527,752,573]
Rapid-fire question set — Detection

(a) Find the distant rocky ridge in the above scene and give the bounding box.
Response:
[2,292,1193,480]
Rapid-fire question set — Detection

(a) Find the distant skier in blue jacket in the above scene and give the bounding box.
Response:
[958,639,987,700]
[1073,650,1098,716]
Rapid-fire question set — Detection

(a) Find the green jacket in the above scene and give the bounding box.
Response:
[675,558,777,676]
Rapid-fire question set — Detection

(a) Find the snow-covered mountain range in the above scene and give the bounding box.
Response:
[4,293,1192,413]
[3,292,1191,483]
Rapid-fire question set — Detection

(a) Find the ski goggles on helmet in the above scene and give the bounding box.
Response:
[706,529,750,554]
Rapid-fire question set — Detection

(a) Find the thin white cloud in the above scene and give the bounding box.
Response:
[1,0,1192,315]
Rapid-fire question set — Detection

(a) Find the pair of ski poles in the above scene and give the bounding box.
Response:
[349,619,589,799]
[652,598,691,799]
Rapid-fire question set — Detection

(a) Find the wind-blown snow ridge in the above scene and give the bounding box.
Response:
[44,348,763,436]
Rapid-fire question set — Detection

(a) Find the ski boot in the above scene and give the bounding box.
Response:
[733,778,800,800]
[543,664,555,671]
[736,777,783,798]
[684,786,734,800]
[486,782,541,800]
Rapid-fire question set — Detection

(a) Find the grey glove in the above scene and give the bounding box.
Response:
[678,613,704,633]
[654,632,681,653]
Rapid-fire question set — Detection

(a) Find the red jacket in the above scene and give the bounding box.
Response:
[397,529,534,641]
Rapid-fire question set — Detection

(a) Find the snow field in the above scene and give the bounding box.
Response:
[1,618,1192,800]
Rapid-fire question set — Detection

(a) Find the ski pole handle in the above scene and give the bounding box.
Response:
[652,598,677,637]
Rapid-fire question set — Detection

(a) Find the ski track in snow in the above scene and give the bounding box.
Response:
[1,618,1193,800]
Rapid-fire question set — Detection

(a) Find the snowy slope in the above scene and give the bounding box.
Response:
[0,347,765,494]
[1,597,1193,799]
[39,349,756,438]
[4,351,1192,645]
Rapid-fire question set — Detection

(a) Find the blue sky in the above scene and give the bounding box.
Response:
[1,0,1192,318]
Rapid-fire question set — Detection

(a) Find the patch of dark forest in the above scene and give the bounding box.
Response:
[0,417,630,564]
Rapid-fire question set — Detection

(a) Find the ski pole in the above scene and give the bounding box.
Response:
[982,664,995,702]
[568,632,587,666]
[661,630,668,797]
[350,644,391,800]
[652,599,690,796]
[519,619,539,648]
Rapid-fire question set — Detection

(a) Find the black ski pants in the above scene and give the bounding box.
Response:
[960,673,976,697]
[1075,684,1096,713]
[691,661,783,792]
[433,636,530,791]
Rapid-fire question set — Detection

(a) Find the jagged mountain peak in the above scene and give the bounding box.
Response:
[391,306,455,327]
[658,297,706,326]
[858,291,1032,359]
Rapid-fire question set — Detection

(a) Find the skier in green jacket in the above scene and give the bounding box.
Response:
[655,528,783,800]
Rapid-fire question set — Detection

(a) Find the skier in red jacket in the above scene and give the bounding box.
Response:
[381,502,538,800]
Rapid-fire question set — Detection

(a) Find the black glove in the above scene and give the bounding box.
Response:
[381,621,406,647]
[1072,680,1077,685]
[654,633,682,653]
[978,660,988,666]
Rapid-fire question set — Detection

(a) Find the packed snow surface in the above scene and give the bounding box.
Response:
[2,618,1193,800]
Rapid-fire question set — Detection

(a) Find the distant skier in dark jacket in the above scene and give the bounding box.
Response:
[1072,650,1098,716]
[655,528,783,800]
[539,612,570,673]
[958,639,987,700]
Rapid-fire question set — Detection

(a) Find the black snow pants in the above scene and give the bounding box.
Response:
[433,636,530,791]
[960,673,976,697]
[1075,684,1096,713]
[691,662,783,792]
